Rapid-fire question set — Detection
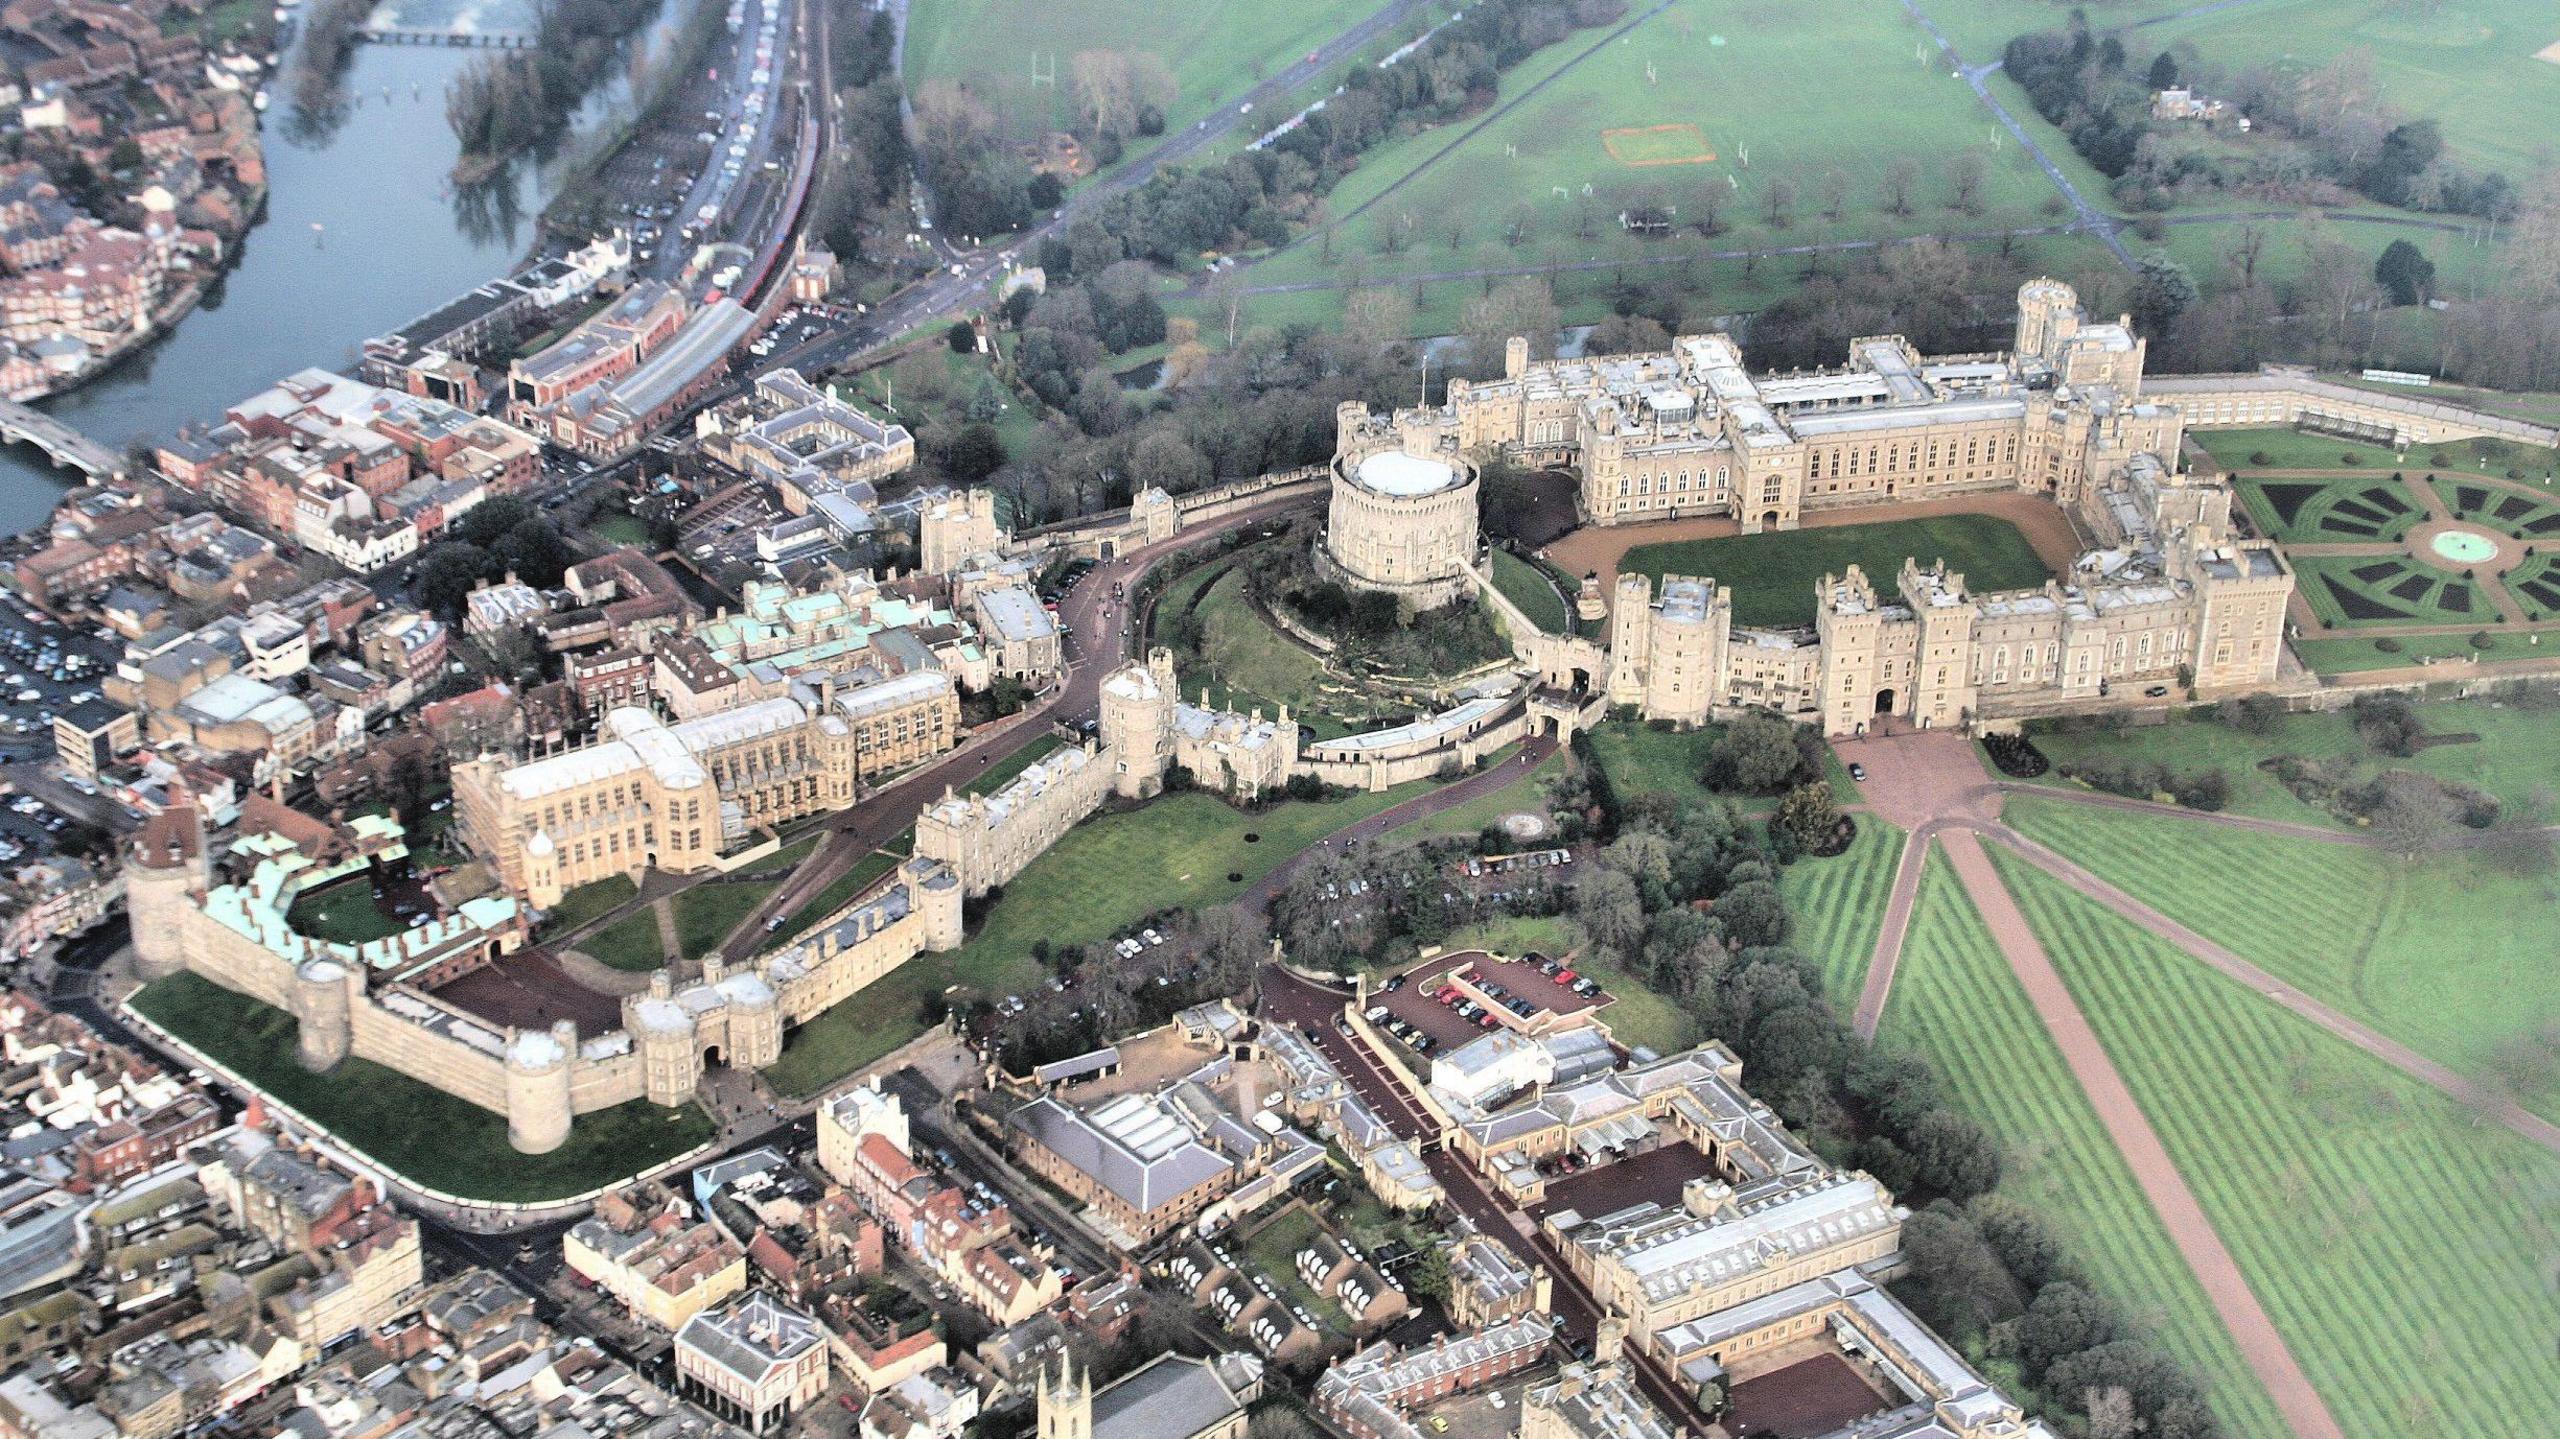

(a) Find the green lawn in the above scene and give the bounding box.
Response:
[589,513,654,548]
[2188,427,2406,473]
[1489,548,1568,635]
[2005,797,2560,1121]
[1989,852,2560,1439]
[765,780,1445,1095]
[1582,721,1712,800]
[669,880,782,962]
[2289,629,2560,672]
[1875,860,2289,1439]
[1619,517,2052,629]
[903,0,1386,147]
[587,908,669,972]
[131,973,714,1202]
[1780,818,1905,1008]
[1183,565,1362,737]
[547,876,638,932]
[2019,699,2560,827]
[287,879,407,947]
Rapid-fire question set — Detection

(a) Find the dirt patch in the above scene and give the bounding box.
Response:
[1600,122,1717,166]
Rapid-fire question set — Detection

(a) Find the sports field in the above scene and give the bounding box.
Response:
[1244,0,2077,296]
[1618,515,2053,629]
[902,0,1382,142]
[1991,851,2560,1439]
[1876,860,2289,1439]
[2005,797,2560,1123]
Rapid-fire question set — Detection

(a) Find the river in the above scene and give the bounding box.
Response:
[0,0,681,537]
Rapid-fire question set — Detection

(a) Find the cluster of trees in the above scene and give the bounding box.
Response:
[290,0,374,113]
[1274,832,1552,974]
[987,903,1270,1072]
[2056,755,2231,811]
[805,1,914,268]
[2005,20,2514,223]
[412,497,573,621]
[447,0,667,175]
[1547,740,2221,1439]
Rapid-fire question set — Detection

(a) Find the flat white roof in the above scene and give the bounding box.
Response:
[1353,451,1463,497]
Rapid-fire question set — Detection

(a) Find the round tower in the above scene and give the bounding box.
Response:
[522,829,562,910]
[505,1022,575,1155]
[626,971,704,1107]
[125,813,209,981]
[1097,650,1176,799]
[906,857,964,951]
[290,958,353,1072]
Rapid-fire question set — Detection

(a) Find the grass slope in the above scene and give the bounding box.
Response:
[1876,861,2289,1439]
[132,973,714,1201]
[2005,797,2560,1121]
[1781,818,1905,1008]
[766,780,1443,1095]
[1993,852,2560,1439]
[1620,517,2051,629]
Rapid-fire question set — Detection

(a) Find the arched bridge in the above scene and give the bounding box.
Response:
[0,399,123,479]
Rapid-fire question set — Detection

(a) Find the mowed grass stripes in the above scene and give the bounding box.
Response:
[1782,818,1904,1008]
[2005,797,2560,1122]
[1992,850,2560,1439]
[1878,862,2290,1439]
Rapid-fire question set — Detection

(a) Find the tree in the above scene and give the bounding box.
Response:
[1817,169,1849,223]
[1571,867,1645,960]
[1945,151,1988,216]
[1881,157,1922,216]
[1705,712,1804,793]
[2146,52,2179,90]
[947,321,976,353]
[2015,1282,2120,1379]
[2372,773,2454,859]
[2374,238,2437,306]
[1775,781,1844,853]
[1761,176,1797,229]
[944,422,1009,483]
[2129,251,2198,338]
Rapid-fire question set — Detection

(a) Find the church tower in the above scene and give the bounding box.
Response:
[1037,1355,1093,1439]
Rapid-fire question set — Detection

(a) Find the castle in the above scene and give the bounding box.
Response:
[126,804,963,1155]
[1322,279,2302,734]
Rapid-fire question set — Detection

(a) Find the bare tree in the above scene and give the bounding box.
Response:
[1881,157,1922,217]
[1817,169,1849,223]
[1503,202,1536,249]
[1946,151,1988,216]
[1762,176,1798,229]
[1069,50,1136,139]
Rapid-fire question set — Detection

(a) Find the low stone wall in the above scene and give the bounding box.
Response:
[1299,696,1532,793]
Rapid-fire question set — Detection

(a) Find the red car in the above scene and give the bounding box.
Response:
[1554,969,1578,985]
[1477,1013,1499,1028]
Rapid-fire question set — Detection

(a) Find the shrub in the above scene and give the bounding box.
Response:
[2470,631,2496,649]
[2338,451,2364,466]
[2248,450,2273,466]
[2375,637,2404,653]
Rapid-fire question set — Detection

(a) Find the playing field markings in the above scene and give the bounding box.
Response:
[1601,121,1716,166]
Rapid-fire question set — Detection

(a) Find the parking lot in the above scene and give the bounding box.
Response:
[1369,947,1610,1057]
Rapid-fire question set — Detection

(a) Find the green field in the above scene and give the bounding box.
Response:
[967,734,1064,796]
[546,875,637,933]
[2189,428,2406,473]
[670,879,783,961]
[1620,516,2053,629]
[765,779,1444,1094]
[131,973,714,1201]
[2006,797,2560,1120]
[2135,0,2560,182]
[288,879,408,947]
[1396,744,1559,843]
[1781,818,1905,1007]
[587,907,669,972]
[904,0,1384,145]
[2020,698,2560,826]
[2288,628,2560,672]
[1989,852,2560,1439]
[1246,0,2081,301]
[1490,547,1569,634]
[588,513,654,548]
[1876,860,2289,1439]
[2234,474,2424,545]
